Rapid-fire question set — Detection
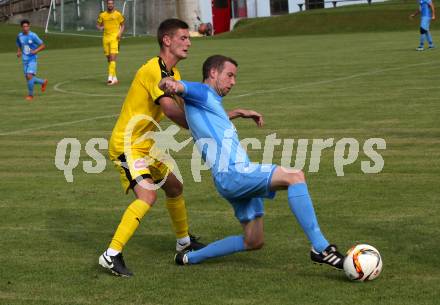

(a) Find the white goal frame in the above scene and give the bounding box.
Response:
[45,0,138,37]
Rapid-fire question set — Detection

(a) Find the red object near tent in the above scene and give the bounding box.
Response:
[212,0,231,34]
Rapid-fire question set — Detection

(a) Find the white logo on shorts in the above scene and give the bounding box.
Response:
[133,158,147,170]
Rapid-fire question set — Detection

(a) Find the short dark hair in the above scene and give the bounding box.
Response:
[20,19,30,26]
[157,18,189,48]
[202,55,238,81]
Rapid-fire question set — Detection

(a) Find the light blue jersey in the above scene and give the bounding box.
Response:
[16,31,43,62]
[178,79,331,260]
[180,80,276,222]
[420,0,432,18]
[180,81,250,175]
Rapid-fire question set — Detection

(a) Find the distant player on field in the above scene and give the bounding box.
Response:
[411,0,436,51]
[98,19,205,277]
[97,0,125,85]
[159,55,345,269]
[16,19,48,101]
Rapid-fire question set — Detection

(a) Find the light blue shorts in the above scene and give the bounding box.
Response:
[421,17,431,31]
[23,60,37,75]
[214,163,277,223]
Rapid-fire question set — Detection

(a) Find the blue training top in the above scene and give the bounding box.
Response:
[180,80,250,176]
[420,0,432,18]
[16,31,43,62]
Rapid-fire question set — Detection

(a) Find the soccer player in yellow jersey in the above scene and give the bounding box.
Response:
[97,0,125,85]
[98,19,204,277]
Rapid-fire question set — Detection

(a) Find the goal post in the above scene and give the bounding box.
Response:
[45,0,147,37]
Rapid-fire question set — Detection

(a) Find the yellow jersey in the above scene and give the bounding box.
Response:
[109,57,181,154]
[97,10,124,38]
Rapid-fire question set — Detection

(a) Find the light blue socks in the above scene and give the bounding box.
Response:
[187,235,245,264]
[287,183,329,252]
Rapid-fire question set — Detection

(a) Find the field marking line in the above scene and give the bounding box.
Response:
[2,61,436,136]
[45,30,102,38]
[53,61,436,98]
[230,61,438,98]
[45,30,142,39]
[53,75,126,97]
[0,114,118,136]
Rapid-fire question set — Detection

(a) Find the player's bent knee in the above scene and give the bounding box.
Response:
[136,192,157,206]
[246,240,264,250]
[254,240,264,250]
[134,182,158,205]
[244,236,265,250]
[420,27,427,34]
[162,175,183,198]
[164,184,183,198]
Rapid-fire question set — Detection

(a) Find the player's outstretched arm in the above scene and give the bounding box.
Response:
[228,108,264,127]
[31,43,46,54]
[159,97,189,129]
[410,9,420,18]
[158,78,188,129]
[159,77,184,95]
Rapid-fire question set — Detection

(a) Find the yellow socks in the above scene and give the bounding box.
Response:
[108,60,116,78]
[166,194,189,239]
[108,195,188,253]
[109,199,151,252]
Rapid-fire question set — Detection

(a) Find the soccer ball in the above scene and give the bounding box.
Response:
[343,244,383,281]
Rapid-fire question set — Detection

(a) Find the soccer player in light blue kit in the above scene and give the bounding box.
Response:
[411,0,436,51]
[159,55,345,269]
[16,19,48,101]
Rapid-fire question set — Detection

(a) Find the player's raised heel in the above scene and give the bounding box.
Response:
[41,79,48,92]
[174,252,189,265]
[310,244,345,270]
[99,251,133,277]
[108,77,118,86]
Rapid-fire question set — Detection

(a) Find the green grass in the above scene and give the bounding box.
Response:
[0,23,154,54]
[226,0,440,38]
[0,0,432,53]
[1,3,439,305]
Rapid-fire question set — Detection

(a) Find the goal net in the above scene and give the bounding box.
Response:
[45,0,149,37]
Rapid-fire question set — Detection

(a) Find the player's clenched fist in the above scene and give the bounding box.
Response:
[159,77,182,95]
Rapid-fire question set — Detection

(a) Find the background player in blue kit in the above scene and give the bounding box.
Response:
[159,55,345,269]
[16,19,48,101]
[411,0,436,51]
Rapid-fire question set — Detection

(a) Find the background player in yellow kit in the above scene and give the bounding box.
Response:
[98,19,204,277]
[96,0,125,85]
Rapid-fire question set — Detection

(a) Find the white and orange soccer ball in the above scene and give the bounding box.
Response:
[343,244,383,281]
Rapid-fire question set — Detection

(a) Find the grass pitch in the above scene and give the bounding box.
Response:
[1,4,439,305]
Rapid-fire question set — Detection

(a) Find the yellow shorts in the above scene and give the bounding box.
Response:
[109,149,170,194]
[103,36,119,56]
